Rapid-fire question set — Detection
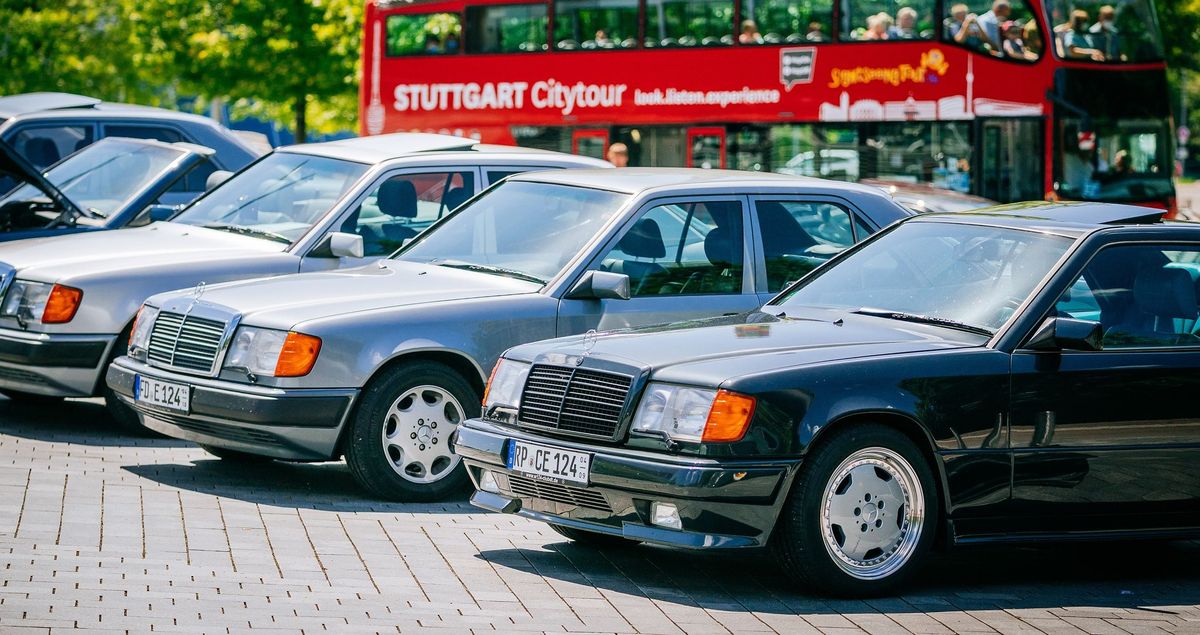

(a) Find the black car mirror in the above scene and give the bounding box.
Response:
[310,232,365,259]
[1025,317,1103,352]
[566,270,631,300]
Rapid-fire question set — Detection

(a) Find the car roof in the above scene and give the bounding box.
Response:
[507,167,895,196]
[280,133,611,166]
[0,92,102,118]
[914,201,1175,236]
[0,92,233,128]
[87,136,217,157]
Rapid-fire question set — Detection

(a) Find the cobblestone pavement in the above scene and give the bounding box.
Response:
[1,397,1199,634]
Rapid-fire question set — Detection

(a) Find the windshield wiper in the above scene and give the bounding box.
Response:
[435,260,546,284]
[201,223,291,244]
[851,307,994,337]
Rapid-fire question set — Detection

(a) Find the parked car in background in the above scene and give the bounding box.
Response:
[0,133,608,429]
[107,169,912,502]
[862,179,996,214]
[455,202,1192,597]
[0,137,221,242]
[0,92,258,192]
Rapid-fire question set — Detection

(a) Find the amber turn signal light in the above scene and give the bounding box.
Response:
[482,361,500,405]
[42,285,83,324]
[701,390,756,442]
[274,332,322,377]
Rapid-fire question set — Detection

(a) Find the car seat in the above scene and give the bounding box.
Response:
[757,202,820,290]
[441,186,471,215]
[1105,266,1199,346]
[606,218,668,296]
[24,138,60,168]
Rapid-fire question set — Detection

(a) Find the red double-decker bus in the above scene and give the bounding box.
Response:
[361,0,1173,209]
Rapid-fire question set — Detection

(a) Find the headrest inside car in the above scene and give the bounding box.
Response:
[1134,266,1198,320]
[377,179,418,219]
[619,218,666,259]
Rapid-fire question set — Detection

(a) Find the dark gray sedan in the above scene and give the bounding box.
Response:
[108,169,912,501]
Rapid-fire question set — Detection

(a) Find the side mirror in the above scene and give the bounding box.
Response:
[1025,317,1103,352]
[566,270,631,300]
[310,232,365,259]
[205,170,234,191]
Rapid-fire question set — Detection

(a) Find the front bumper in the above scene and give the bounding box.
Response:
[0,327,115,397]
[453,419,800,549]
[106,357,358,460]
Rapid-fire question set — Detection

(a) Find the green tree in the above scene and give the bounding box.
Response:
[131,0,363,141]
[0,0,161,103]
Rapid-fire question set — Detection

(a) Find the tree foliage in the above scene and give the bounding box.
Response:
[0,0,363,141]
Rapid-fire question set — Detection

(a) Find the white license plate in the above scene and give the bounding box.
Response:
[507,440,590,486]
[135,375,191,413]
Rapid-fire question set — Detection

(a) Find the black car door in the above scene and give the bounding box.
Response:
[1009,240,1200,535]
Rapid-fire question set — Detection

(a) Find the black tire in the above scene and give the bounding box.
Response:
[549,523,641,548]
[103,386,162,436]
[771,424,937,597]
[200,445,275,462]
[0,389,64,404]
[344,361,478,502]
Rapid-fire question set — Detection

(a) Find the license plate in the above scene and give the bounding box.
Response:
[506,440,590,486]
[135,375,191,413]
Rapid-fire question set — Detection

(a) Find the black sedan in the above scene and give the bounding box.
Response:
[453,202,1200,596]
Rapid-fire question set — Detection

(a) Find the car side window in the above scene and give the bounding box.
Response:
[104,124,184,144]
[1052,244,1200,349]
[597,200,744,296]
[756,200,856,292]
[342,171,475,257]
[9,125,95,168]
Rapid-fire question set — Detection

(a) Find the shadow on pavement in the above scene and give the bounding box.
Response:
[123,459,474,514]
[477,538,1200,612]
[0,396,191,448]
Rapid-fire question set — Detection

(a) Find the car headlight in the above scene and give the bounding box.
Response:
[483,358,530,413]
[223,326,322,378]
[128,304,159,360]
[0,280,83,325]
[631,382,756,443]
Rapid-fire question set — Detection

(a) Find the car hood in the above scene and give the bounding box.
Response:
[0,221,287,283]
[150,259,543,331]
[510,309,984,387]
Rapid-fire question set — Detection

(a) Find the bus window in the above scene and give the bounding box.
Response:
[644,0,734,48]
[1056,119,1171,203]
[554,0,640,50]
[386,13,463,56]
[743,0,834,43]
[1045,0,1163,63]
[466,4,549,54]
[841,0,936,41]
[943,0,1041,60]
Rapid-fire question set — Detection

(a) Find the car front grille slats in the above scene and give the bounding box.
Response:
[517,365,632,439]
[147,311,227,375]
[505,473,612,512]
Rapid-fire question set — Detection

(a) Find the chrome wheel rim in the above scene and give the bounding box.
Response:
[381,385,463,484]
[820,447,924,581]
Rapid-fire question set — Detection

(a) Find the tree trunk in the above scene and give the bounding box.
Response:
[293,94,307,143]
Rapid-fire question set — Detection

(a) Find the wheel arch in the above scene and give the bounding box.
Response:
[333,347,488,457]
[804,410,952,548]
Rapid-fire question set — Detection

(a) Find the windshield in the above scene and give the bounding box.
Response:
[396,180,629,282]
[173,152,367,244]
[1046,0,1163,63]
[774,221,1073,333]
[0,139,185,219]
[1057,118,1172,203]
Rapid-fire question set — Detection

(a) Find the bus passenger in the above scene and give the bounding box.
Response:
[1087,5,1120,60]
[740,20,764,44]
[424,34,442,54]
[890,7,920,39]
[976,0,1011,50]
[1023,20,1043,57]
[864,13,892,40]
[807,22,828,41]
[945,4,986,49]
[1064,10,1106,61]
[1001,21,1033,59]
[607,143,629,168]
